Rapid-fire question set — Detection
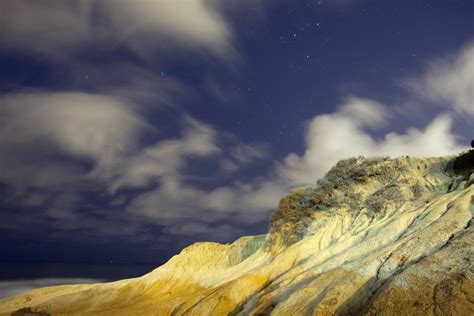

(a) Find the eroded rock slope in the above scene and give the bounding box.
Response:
[1,152,473,315]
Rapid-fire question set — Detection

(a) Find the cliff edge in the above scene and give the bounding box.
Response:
[1,151,473,315]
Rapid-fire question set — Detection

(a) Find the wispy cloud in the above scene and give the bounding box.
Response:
[109,116,220,192]
[0,95,273,241]
[0,2,471,250]
[121,119,280,224]
[278,98,462,186]
[406,43,474,116]
[0,91,150,188]
[0,0,275,248]
[0,0,237,61]
[278,42,474,186]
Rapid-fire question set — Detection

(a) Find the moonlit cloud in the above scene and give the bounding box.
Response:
[101,0,234,59]
[277,43,474,187]
[0,0,273,242]
[0,92,149,187]
[278,98,462,186]
[0,0,236,60]
[109,116,220,192]
[407,42,474,116]
[230,143,268,163]
[0,88,275,236]
[0,1,470,256]
[128,176,288,225]
[124,130,279,223]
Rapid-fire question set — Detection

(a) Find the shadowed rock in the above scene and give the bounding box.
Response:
[452,150,474,175]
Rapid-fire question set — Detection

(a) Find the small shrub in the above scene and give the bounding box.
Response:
[411,183,425,199]
[364,183,403,213]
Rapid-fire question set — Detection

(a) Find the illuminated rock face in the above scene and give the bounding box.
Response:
[1,152,473,316]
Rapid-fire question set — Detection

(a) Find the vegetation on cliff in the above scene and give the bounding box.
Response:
[267,154,454,251]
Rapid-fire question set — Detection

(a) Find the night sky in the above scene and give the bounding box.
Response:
[0,0,473,267]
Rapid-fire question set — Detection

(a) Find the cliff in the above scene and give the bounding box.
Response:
[1,151,473,315]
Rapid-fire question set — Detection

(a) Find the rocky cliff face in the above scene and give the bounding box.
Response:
[1,152,473,316]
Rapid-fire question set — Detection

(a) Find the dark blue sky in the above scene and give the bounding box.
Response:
[0,0,473,266]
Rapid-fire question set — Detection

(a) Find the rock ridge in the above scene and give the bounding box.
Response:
[1,151,473,315]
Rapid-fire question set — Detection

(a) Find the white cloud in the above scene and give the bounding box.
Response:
[231,143,268,163]
[0,91,149,187]
[0,90,275,230]
[128,178,210,222]
[128,174,288,224]
[408,43,474,116]
[108,116,280,224]
[337,97,387,127]
[0,0,236,60]
[0,0,274,240]
[101,0,234,59]
[278,97,462,186]
[109,116,220,192]
[125,146,284,223]
[203,179,288,217]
